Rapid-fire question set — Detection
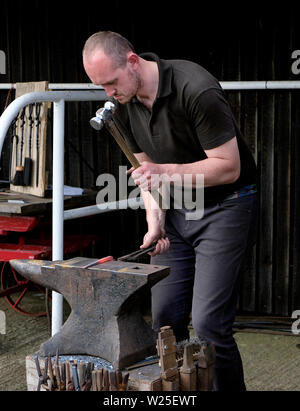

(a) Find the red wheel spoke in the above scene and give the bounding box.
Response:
[12,286,29,308]
[1,261,51,316]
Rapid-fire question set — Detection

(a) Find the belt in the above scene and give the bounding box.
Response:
[222,184,257,202]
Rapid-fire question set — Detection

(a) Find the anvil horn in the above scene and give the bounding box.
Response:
[10,259,59,292]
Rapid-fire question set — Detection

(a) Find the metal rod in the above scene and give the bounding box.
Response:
[63,197,144,221]
[0,83,104,90]
[52,99,65,336]
[1,81,300,91]
[0,90,106,156]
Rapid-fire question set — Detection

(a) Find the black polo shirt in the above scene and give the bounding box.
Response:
[112,53,257,201]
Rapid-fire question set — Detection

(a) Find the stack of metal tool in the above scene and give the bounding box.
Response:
[34,353,129,392]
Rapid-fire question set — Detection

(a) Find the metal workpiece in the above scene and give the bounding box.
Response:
[10,257,170,369]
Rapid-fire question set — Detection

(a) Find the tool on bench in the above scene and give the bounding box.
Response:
[12,108,26,186]
[23,104,34,186]
[9,119,17,183]
[35,103,42,187]
[90,101,166,210]
[82,255,114,269]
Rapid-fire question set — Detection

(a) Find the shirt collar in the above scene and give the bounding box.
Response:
[136,52,173,100]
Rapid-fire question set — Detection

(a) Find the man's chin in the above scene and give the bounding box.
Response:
[113,95,132,104]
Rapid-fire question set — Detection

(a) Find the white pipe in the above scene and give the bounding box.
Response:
[221,81,268,90]
[52,99,65,336]
[0,90,106,155]
[1,81,300,91]
[64,197,144,221]
[265,80,300,89]
[0,83,104,90]
[49,84,104,90]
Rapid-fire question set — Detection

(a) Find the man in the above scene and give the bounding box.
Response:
[83,31,257,391]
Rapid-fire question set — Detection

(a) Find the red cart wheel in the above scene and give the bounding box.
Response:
[0,262,51,317]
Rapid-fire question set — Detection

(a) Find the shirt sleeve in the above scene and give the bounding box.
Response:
[190,87,236,151]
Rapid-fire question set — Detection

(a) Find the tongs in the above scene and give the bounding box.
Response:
[83,243,157,269]
[118,243,157,262]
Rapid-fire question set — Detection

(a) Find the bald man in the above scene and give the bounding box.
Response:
[83,31,258,391]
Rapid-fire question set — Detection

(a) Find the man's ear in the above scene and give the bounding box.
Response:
[127,52,139,68]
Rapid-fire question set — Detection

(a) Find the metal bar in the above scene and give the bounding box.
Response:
[221,81,268,90]
[0,90,106,156]
[52,99,65,336]
[1,81,300,91]
[0,83,104,90]
[63,197,144,221]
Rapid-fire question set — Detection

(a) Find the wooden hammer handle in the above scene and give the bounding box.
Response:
[105,121,140,169]
[105,120,166,210]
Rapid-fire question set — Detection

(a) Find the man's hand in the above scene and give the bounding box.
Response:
[141,213,170,257]
[127,162,164,192]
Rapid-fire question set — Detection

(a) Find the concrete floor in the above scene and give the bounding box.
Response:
[0,292,300,391]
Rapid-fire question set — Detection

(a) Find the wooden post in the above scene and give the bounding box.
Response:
[156,326,179,391]
[179,343,197,391]
[197,342,216,391]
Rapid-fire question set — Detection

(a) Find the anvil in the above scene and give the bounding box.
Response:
[10,257,169,369]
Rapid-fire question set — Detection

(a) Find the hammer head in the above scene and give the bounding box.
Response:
[90,101,116,130]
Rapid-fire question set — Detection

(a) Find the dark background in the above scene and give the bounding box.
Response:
[0,1,299,316]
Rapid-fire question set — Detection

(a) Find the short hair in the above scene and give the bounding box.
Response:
[83,31,135,68]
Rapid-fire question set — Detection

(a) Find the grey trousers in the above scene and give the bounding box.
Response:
[151,193,258,377]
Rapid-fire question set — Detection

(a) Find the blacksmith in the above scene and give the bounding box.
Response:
[83,31,258,391]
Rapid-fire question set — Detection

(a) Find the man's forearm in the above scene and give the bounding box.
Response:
[140,188,165,221]
[161,157,240,188]
[132,137,241,190]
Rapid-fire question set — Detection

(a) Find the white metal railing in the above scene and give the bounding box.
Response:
[0,83,104,90]
[1,81,300,90]
[0,81,299,337]
[0,89,106,336]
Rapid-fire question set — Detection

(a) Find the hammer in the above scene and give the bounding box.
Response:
[90,102,165,209]
[90,102,140,169]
